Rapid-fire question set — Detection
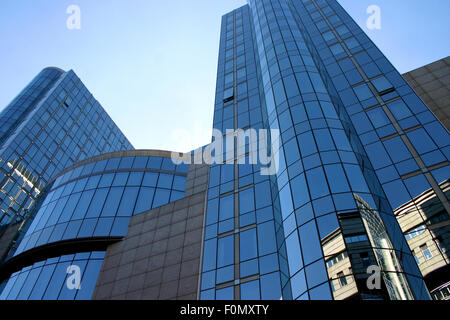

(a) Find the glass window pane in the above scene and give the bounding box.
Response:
[157,174,173,189]
[239,188,255,214]
[117,187,139,216]
[152,188,171,208]
[219,194,234,221]
[142,172,158,187]
[101,187,124,217]
[240,228,257,262]
[217,235,234,268]
[134,187,155,214]
[241,280,260,300]
[71,190,95,220]
[85,188,109,218]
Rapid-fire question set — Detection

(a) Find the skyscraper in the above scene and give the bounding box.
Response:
[0,0,448,300]
[0,68,133,260]
[199,0,447,300]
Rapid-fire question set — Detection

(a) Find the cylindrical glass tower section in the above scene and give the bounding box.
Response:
[0,150,189,300]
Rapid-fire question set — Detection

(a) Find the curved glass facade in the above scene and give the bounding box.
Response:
[14,152,188,256]
[0,251,105,300]
[0,151,188,300]
[199,0,446,300]
[1,0,448,301]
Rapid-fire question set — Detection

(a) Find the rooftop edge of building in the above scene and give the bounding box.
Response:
[52,149,190,181]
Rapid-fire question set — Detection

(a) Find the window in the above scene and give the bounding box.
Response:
[327,252,345,269]
[404,225,426,241]
[406,128,437,155]
[299,221,322,265]
[329,43,345,56]
[291,173,310,209]
[147,157,162,170]
[337,272,348,287]
[217,235,234,268]
[273,80,286,105]
[360,252,370,269]
[117,187,139,216]
[152,189,170,208]
[241,280,260,300]
[127,172,143,186]
[157,173,173,189]
[283,75,299,98]
[216,286,234,300]
[371,76,393,94]
[353,84,373,101]
[387,99,412,120]
[306,167,328,200]
[296,72,314,94]
[344,37,359,50]
[223,88,234,102]
[219,194,234,221]
[367,108,390,128]
[420,244,433,261]
[322,30,336,42]
[324,164,350,193]
[413,251,420,265]
[240,228,257,262]
[112,172,129,187]
[142,172,158,187]
[216,266,234,284]
[383,136,412,163]
[345,234,368,243]
[239,188,255,214]
[134,187,155,214]
[101,187,123,217]
[85,188,108,218]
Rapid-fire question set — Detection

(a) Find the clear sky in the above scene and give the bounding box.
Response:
[0,0,449,153]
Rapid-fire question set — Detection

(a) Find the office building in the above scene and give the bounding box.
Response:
[1,0,449,300]
[197,0,449,300]
[0,67,133,261]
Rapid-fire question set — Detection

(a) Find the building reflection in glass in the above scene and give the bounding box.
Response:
[322,194,418,300]
[395,179,450,300]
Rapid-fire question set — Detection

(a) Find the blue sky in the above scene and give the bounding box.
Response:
[0,0,449,152]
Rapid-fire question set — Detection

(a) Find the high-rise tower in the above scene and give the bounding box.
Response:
[199,0,448,300]
[0,68,133,260]
[0,0,448,300]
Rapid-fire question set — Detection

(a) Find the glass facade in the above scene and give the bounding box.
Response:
[0,68,133,227]
[0,0,448,301]
[0,151,189,300]
[200,0,449,300]
[0,251,105,300]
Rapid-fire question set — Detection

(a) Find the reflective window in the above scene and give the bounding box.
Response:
[217,235,234,268]
[240,228,257,262]
[0,252,105,300]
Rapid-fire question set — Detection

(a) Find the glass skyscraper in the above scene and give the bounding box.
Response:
[0,67,132,260]
[200,0,447,300]
[0,0,448,301]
